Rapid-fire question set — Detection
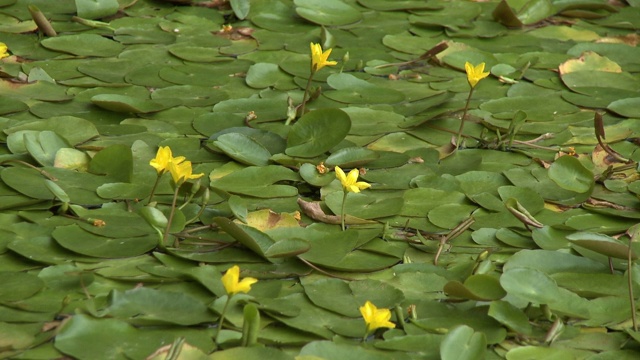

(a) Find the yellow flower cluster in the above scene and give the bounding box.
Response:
[149,146,203,185]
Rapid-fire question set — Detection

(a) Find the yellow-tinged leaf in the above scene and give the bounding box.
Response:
[240,209,301,232]
[559,51,622,75]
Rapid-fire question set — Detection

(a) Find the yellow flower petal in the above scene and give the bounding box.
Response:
[360,301,395,334]
[149,146,173,174]
[335,166,347,184]
[465,61,490,88]
[168,160,204,185]
[335,166,370,193]
[310,42,337,72]
[0,42,8,60]
[221,265,258,295]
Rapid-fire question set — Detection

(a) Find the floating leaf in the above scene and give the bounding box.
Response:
[548,155,594,193]
[608,98,640,118]
[41,34,124,57]
[294,0,362,26]
[440,325,487,360]
[444,274,506,301]
[567,232,637,260]
[75,0,119,19]
[107,287,215,325]
[286,109,351,158]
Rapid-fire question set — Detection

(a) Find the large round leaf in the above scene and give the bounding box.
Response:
[214,133,271,166]
[0,271,44,302]
[500,267,561,304]
[608,97,640,118]
[107,287,215,325]
[286,108,350,157]
[440,325,487,360]
[41,34,124,57]
[548,155,594,193]
[91,94,168,113]
[52,224,156,258]
[567,232,637,260]
[294,0,362,26]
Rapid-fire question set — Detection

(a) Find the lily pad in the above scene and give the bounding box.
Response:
[41,34,124,57]
[286,108,351,158]
[52,225,156,258]
[294,0,362,26]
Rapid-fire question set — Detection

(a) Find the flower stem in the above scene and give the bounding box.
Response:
[341,191,348,231]
[162,184,181,248]
[215,295,232,344]
[629,237,637,332]
[455,87,476,149]
[146,174,162,205]
[362,330,370,342]
[293,69,316,124]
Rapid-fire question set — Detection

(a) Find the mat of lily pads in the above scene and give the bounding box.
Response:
[1,0,640,358]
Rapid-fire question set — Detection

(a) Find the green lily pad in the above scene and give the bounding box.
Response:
[52,224,156,258]
[294,0,362,26]
[325,191,404,219]
[245,62,294,89]
[608,98,640,118]
[444,274,506,301]
[0,271,44,302]
[324,73,406,104]
[107,287,215,325]
[286,108,351,157]
[488,300,532,335]
[91,94,169,113]
[210,165,299,198]
[214,133,272,166]
[76,0,119,19]
[548,155,594,194]
[567,232,636,260]
[440,325,487,360]
[41,34,124,57]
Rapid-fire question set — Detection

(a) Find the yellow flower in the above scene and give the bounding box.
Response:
[360,301,395,334]
[335,166,371,193]
[149,146,185,174]
[221,265,258,295]
[0,42,9,59]
[464,62,490,88]
[168,159,204,185]
[310,42,337,72]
